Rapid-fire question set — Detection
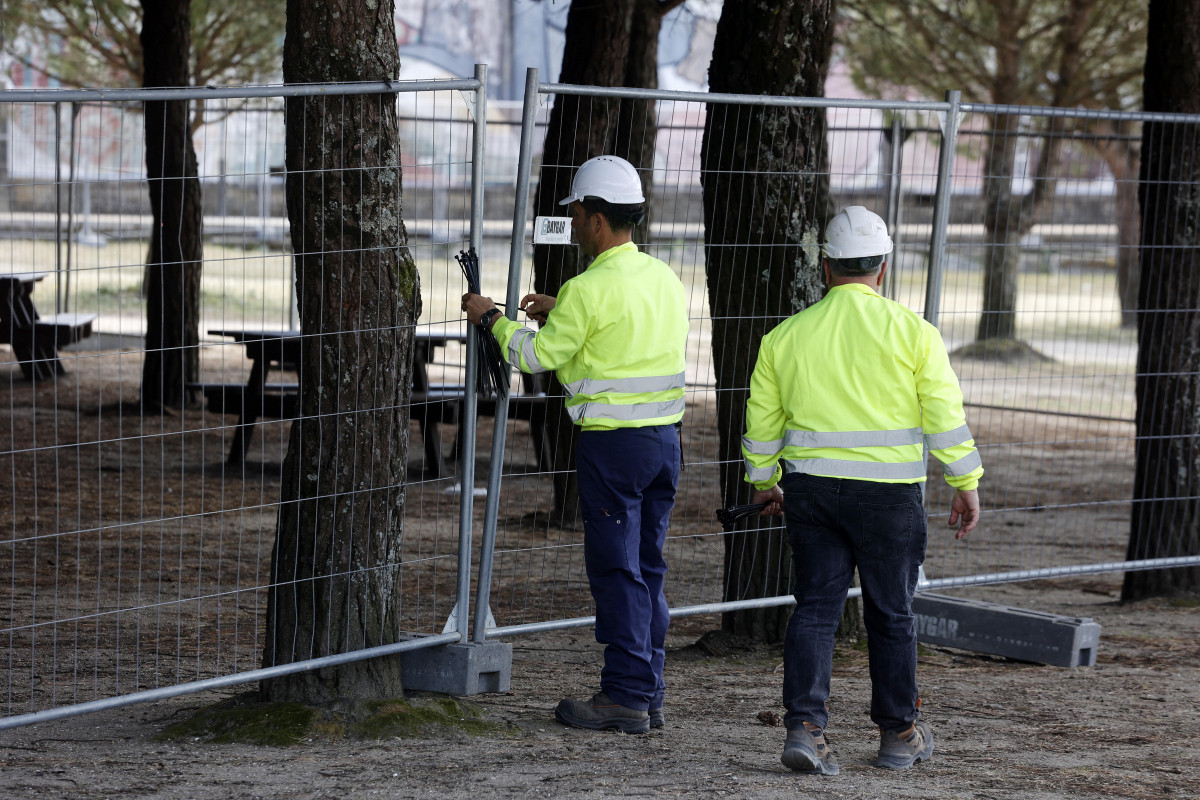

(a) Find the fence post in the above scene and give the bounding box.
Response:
[882,114,905,301]
[54,101,63,314]
[452,64,488,643]
[401,66,512,698]
[471,67,541,644]
[925,90,961,326]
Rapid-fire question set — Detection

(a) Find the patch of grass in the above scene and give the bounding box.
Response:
[1168,596,1199,608]
[352,696,499,739]
[159,694,315,746]
[158,692,504,746]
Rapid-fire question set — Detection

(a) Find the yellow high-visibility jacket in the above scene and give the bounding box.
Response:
[742,282,982,491]
[491,242,688,431]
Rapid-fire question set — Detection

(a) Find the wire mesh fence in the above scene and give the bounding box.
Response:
[3,74,1199,727]
[476,83,1197,637]
[1,78,487,724]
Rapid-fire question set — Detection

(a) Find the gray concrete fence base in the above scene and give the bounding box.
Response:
[913,592,1101,667]
[401,641,513,696]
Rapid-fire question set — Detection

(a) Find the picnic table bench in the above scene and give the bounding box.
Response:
[198,328,553,476]
[199,329,473,474]
[0,272,96,381]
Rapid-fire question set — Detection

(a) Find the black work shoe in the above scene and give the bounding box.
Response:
[874,720,934,769]
[781,722,840,775]
[649,707,665,729]
[554,691,650,734]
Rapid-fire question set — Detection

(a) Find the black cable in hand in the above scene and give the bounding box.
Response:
[715,502,769,532]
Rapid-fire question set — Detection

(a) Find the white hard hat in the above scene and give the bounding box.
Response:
[822,206,893,260]
[558,155,646,206]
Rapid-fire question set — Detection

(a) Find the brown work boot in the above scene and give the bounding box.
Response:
[554,691,650,734]
[874,719,934,769]
[781,721,840,775]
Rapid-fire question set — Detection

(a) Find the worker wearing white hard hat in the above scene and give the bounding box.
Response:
[556,155,648,207]
[462,155,687,735]
[741,205,982,775]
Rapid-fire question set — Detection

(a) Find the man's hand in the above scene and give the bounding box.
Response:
[519,293,556,322]
[753,485,785,517]
[462,293,497,327]
[949,488,980,540]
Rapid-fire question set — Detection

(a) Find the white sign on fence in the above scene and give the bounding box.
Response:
[533,216,573,244]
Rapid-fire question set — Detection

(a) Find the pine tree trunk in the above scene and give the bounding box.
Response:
[262,0,417,703]
[1123,0,1200,600]
[977,112,1023,343]
[139,0,202,411]
[702,0,834,642]
[1110,142,1141,329]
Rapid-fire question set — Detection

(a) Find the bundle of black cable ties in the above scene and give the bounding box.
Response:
[456,248,509,398]
[715,502,768,532]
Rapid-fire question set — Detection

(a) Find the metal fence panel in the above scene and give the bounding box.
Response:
[923,103,1141,587]
[476,81,1200,638]
[478,82,961,634]
[1,77,485,725]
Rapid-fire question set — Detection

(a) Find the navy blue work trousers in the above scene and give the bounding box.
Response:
[576,424,680,711]
[780,473,927,733]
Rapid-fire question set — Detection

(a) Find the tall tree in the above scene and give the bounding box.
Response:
[3,0,283,97]
[1089,120,1141,328]
[701,0,835,641]
[1124,0,1200,600]
[531,0,685,526]
[840,0,1145,351]
[139,0,203,411]
[261,0,418,703]
[10,0,285,408]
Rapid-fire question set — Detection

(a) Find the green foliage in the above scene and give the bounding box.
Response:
[837,0,1146,109]
[2,0,283,90]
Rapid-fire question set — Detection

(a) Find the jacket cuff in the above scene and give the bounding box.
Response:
[746,463,783,491]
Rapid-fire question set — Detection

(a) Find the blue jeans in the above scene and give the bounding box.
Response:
[576,425,680,711]
[780,473,927,733]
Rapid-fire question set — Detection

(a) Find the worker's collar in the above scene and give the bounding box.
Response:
[827,282,880,296]
[587,241,638,270]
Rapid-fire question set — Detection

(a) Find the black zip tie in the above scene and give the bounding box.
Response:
[715,502,769,532]
[456,248,509,398]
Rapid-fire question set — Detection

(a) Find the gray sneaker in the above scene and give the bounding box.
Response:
[649,707,665,729]
[874,720,934,769]
[554,691,650,734]
[781,723,840,776]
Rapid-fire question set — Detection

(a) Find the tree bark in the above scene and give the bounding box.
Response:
[139,0,202,411]
[1089,124,1142,328]
[262,0,417,703]
[702,0,835,642]
[974,1,1088,346]
[1124,0,1200,600]
[531,0,681,527]
[975,111,1068,345]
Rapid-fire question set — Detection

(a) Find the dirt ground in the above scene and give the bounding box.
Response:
[1,579,1198,799]
[2,344,1199,799]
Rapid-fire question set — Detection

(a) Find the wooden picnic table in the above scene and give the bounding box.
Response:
[0,272,95,380]
[205,328,469,473]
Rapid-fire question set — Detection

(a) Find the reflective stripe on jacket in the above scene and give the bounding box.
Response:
[742,282,983,491]
[492,242,688,431]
